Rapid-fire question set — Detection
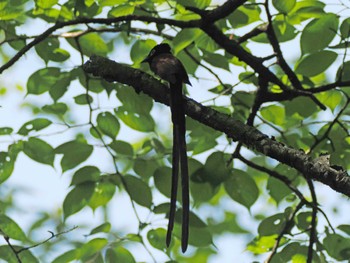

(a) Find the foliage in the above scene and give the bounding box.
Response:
[1,0,350,262]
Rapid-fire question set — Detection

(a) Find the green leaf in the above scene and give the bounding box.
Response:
[0,152,15,184]
[130,39,157,64]
[340,17,350,39]
[284,97,317,118]
[336,61,350,81]
[71,166,100,185]
[63,182,95,218]
[124,175,152,207]
[247,235,277,254]
[153,203,169,214]
[228,5,261,28]
[196,33,218,52]
[18,118,52,135]
[173,29,202,54]
[154,166,172,198]
[89,182,116,210]
[295,212,312,230]
[287,1,326,25]
[90,222,111,235]
[147,228,167,250]
[49,74,71,101]
[272,0,296,14]
[77,238,108,261]
[74,94,93,105]
[0,214,27,241]
[97,112,120,139]
[258,213,287,236]
[316,90,343,112]
[99,0,128,7]
[109,140,133,156]
[252,20,297,43]
[323,234,350,260]
[27,67,61,95]
[67,33,109,57]
[115,107,155,132]
[35,38,70,63]
[35,0,58,9]
[0,245,38,263]
[55,140,93,172]
[0,6,24,20]
[300,14,339,54]
[23,138,55,166]
[108,4,135,17]
[224,169,259,209]
[192,152,230,186]
[187,226,212,247]
[52,250,77,263]
[267,177,292,204]
[202,51,230,71]
[116,86,153,114]
[338,224,350,235]
[0,127,13,135]
[105,246,135,263]
[260,104,285,126]
[134,158,158,179]
[295,50,337,77]
[177,0,211,9]
[42,103,68,116]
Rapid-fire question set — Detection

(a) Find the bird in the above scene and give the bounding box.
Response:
[142,43,190,252]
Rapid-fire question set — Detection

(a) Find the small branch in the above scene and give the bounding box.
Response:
[309,96,350,152]
[17,226,78,254]
[305,179,317,263]
[3,235,22,263]
[265,202,305,263]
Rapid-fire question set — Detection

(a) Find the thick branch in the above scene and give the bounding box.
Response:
[83,55,350,197]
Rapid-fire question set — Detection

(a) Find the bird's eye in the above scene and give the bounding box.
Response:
[149,49,156,57]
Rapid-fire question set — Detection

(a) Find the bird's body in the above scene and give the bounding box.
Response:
[142,43,190,252]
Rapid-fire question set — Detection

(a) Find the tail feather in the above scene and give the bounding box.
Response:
[166,125,179,247]
[166,82,189,252]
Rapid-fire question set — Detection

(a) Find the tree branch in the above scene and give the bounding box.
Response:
[83,55,350,197]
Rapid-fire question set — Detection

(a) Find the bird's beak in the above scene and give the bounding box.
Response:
[141,56,149,63]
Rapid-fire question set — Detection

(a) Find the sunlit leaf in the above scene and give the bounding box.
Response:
[90,222,111,235]
[0,214,27,241]
[260,104,285,126]
[88,182,116,210]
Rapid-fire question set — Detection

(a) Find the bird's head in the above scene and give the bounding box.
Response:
[142,43,172,63]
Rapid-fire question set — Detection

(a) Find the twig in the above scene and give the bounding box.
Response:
[265,202,305,263]
[17,226,78,253]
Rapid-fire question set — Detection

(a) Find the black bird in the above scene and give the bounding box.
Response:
[142,43,190,252]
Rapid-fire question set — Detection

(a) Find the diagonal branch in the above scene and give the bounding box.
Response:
[83,55,350,198]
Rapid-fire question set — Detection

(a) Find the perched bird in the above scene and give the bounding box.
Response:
[142,43,190,252]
